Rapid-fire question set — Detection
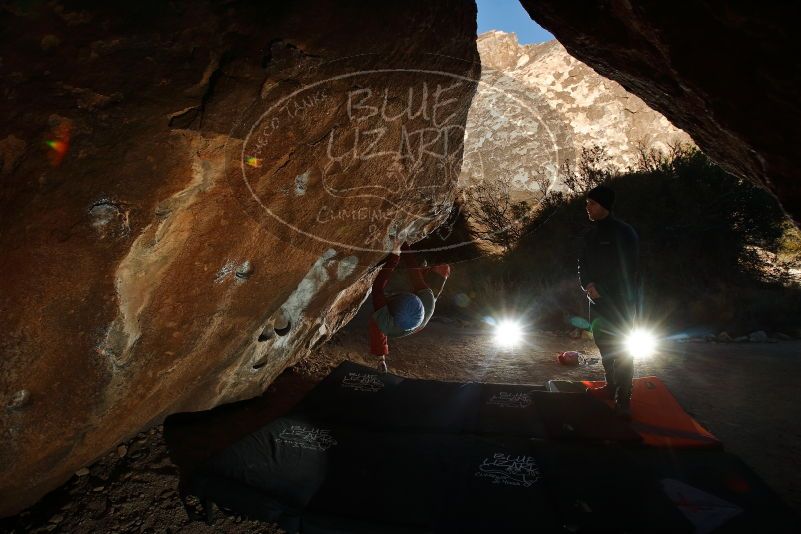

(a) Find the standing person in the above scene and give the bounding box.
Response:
[369,244,450,372]
[578,185,639,417]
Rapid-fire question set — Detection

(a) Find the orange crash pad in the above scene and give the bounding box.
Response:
[571,376,720,448]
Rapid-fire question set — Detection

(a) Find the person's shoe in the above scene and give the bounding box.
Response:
[376,356,388,374]
[586,383,615,400]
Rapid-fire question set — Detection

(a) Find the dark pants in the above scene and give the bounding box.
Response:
[592,315,634,405]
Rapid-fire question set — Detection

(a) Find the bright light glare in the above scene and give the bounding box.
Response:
[625,328,657,358]
[494,320,523,347]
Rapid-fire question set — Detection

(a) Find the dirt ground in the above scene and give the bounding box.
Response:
[3,311,800,533]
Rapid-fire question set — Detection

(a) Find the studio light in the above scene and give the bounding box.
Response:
[624,328,657,359]
[494,319,524,347]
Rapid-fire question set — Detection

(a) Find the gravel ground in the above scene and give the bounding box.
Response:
[0,422,284,534]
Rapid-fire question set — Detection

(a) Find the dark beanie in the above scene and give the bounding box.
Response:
[587,185,615,211]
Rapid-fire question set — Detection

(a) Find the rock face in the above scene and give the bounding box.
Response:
[0,0,479,515]
[519,1,801,224]
[462,31,690,198]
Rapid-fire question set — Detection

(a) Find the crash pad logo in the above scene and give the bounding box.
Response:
[277,425,338,451]
[341,372,384,392]
[486,391,531,409]
[475,453,541,487]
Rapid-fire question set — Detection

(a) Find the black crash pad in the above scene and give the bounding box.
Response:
[186,361,797,533]
[292,361,640,442]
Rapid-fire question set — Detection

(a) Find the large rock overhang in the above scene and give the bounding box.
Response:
[520,0,801,224]
[0,0,479,516]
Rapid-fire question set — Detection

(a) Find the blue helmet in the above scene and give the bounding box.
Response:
[388,292,425,331]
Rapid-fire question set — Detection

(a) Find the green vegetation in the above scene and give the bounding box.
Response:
[444,145,801,335]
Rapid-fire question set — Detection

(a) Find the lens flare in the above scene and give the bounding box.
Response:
[494,319,523,348]
[625,328,657,359]
[245,156,262,168]
[454,292,470,308]
[46,140,67,152]
[45,121,71,167]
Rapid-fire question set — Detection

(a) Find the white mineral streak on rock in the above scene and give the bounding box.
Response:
[336,255,359,281]
[99,132,225,371]
[294,170,310,196]
[289,248,334,311]
[238,248,349,382]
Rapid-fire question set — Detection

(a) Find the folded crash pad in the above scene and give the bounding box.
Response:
[199,415,335,508]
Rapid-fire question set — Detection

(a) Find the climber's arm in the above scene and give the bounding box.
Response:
[372,253,400,311]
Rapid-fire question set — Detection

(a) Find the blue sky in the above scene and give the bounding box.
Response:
[476,0,553,44]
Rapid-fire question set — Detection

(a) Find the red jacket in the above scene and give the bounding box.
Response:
[368,252,449,356]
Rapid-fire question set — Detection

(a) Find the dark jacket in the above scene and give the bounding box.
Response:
[578,216,640,326]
